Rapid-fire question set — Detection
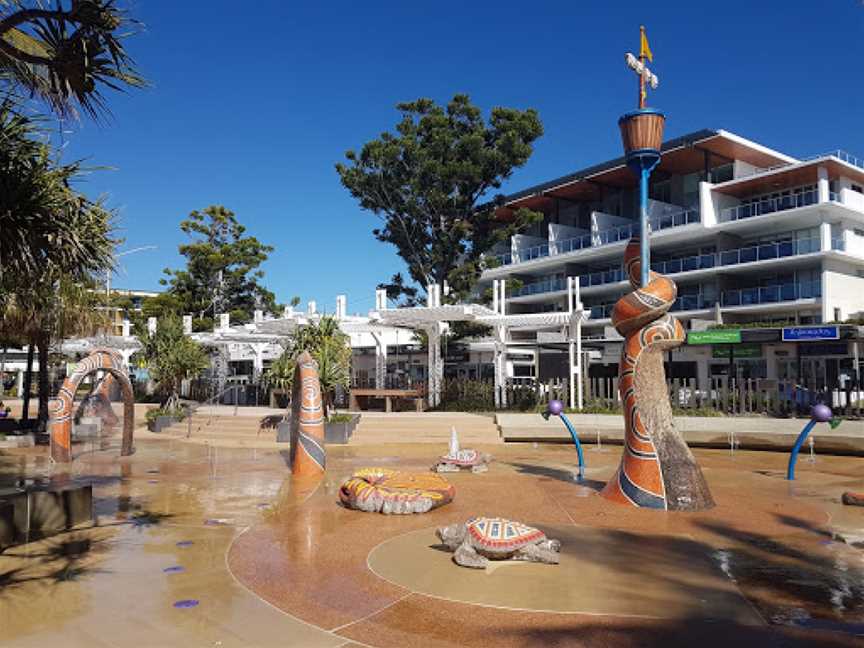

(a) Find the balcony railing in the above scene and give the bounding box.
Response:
[517,243,550,262]
[719,190,820,223]
[491,208,699,267]
[512,277,566,297]
[809,150,864,171]
[587,280,821,319]
[717,237,820,266]
[832,237,846,251]
[721,280,822,307]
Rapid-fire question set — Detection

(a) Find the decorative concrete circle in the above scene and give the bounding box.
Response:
[366,525,761,621]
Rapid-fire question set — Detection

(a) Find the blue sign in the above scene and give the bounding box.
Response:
[781,326,839,342]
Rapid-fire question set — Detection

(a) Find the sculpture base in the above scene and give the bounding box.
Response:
[633,350,714,511]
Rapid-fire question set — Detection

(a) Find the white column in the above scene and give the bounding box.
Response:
[698,181,717,227]
[219,313,230,330]
[427,325,441,407]
[250,343,265,382]
[372,332,387,389]
[817,166,830,203]
[375,289,388,311]
[182,315,193,335]
[282,305,293,318]
[576,317,583,411]
[121,319,130,338]
[307,301,317,315]
[820,221,832,252]
[147,317,157,335]
[336,295,347,319]
[254,309,264,323]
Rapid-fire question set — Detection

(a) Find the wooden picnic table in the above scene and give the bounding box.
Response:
[349,388,425,412]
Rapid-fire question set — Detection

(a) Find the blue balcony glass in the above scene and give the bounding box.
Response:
[719,189,820,223]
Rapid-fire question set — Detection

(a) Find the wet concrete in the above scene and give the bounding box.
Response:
[0,435,861,646]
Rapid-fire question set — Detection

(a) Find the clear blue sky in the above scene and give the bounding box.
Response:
[64,1,864,315]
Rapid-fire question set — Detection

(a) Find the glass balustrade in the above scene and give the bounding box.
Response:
[515,237,822,298]
[488,208,699,267]
[721,280,822,307]
[719,189,819,223]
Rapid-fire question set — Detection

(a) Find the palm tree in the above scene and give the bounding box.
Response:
[0,0,145,120]
[264,316,352,419]
[0,105,116,426]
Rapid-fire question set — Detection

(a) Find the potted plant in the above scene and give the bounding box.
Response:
[324,412,360,444]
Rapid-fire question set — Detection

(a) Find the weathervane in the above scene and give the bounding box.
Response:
[625,26,658,109]
[617,25,664,287]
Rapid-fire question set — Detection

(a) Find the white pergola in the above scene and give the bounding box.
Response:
[371,279,585,409]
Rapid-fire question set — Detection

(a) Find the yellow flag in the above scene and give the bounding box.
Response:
[640,27,653,62]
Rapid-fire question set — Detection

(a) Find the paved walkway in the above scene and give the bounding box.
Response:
[0,436,863,646]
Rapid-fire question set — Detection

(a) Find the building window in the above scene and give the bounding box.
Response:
[852,184,863,194]
[711,164,733,183]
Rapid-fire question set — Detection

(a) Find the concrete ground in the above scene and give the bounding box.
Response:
[0,431,863,647]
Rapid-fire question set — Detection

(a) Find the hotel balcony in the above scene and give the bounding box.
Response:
[508,236,824,302]
[585,279,822,323]
[491,207,700,269]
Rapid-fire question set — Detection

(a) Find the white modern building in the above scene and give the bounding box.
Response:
[478,129,864,388]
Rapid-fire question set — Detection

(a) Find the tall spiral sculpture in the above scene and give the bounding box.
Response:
[600,238,714,511]
[289,350,326,478]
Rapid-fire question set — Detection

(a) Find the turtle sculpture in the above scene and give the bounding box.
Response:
[436,517,561,569]
[339,467,455,514]
[433,428,493,473]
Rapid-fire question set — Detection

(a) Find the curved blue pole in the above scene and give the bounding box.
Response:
[558,414,585,481]
[787,419,817,481]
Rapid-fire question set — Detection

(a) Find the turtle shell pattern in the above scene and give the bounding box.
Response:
[466,517,546,553]
[439,449,483,466]
[339,467,455,513]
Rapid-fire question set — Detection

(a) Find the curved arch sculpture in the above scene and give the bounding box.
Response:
[600,238,714,511]
[49,348,135,463]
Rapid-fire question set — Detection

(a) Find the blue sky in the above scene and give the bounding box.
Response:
[64,1,864,315]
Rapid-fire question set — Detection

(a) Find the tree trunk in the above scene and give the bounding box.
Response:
[21,342,34,422]
[37,332,50,428]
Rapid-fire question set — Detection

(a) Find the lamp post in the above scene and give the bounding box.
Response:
[106,245,158,297]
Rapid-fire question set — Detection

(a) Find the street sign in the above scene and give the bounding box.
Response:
[781,326,839,342]
[712,344,762,359]
[687,329,741,345]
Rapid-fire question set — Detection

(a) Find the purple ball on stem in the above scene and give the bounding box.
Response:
[548,399,564,416]
[811,403,832,423]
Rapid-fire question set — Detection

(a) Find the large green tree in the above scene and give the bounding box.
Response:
[336,94,544,304]
[159,205,278,329]
[0,0,144,120]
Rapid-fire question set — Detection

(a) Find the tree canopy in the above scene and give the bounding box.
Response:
[336,93,544,304]
[159,205,278,329]
[0,0,145,120]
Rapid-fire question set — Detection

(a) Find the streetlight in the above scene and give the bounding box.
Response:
[105,245,158,298]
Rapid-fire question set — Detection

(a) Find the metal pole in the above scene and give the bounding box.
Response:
[640,166,651,287]
[576,318,583,411]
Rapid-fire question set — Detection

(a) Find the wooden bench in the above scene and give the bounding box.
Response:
[349,388,425,413]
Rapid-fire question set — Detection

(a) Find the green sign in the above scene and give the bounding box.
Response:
[712,344,762,359]
[687,329,741,345]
